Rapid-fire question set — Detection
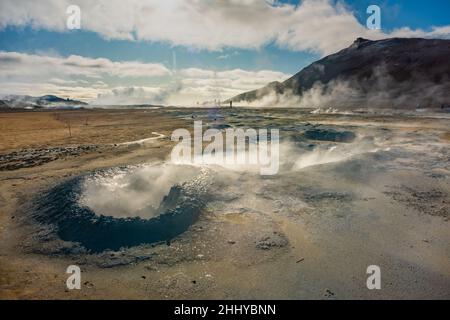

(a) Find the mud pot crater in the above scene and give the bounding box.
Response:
[30,163,211,253]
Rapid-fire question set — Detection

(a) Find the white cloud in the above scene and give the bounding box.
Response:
[95,86,168,105]
[0,51,171,102]
[1,0,449,55]
[176,68,290,104]
[0,51,290,105]
[0,51,171,80]
[180,68,287,82]
[0,81,102,100]
[217,51,239,60]
[388,25,450,39]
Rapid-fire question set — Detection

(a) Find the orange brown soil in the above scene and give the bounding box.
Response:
[0,109,186,152]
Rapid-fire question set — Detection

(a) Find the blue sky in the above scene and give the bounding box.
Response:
[0,27,319,75]
[0,0,449,105]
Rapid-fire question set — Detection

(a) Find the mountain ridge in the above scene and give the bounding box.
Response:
[0,94,88,109]
[227,37,450,108]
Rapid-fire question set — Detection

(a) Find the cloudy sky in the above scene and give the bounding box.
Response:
[0,0,449,105]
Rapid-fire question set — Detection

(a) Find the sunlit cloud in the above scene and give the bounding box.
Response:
[0,51,291,105]
[1,0,449,55]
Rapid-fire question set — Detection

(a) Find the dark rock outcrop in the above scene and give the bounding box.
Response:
[304,128,356,142]
[228,37,450,108]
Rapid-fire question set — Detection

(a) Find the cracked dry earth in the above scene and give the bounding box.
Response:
[0,108,449,299]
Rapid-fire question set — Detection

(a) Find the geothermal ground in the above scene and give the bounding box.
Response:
[0,107,449,299]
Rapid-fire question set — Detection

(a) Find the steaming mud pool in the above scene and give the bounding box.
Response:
[32,164,211,252]
[4,108,450,299]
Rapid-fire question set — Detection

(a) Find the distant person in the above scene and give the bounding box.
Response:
[230,101,232,108]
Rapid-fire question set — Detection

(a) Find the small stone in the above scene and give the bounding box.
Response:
[324,289,335,297]
[145,265,158,271]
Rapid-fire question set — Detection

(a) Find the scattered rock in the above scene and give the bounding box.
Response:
[144,265,158,271]
[87,248,154,268]
[303,191,352,202]
[304,128,355,143]
[384,185,449,218]
[324,289,335,297]
[255,232,288,250]
[0,145,100,171]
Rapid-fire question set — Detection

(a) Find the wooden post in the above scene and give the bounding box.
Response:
[67,121,72,137]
